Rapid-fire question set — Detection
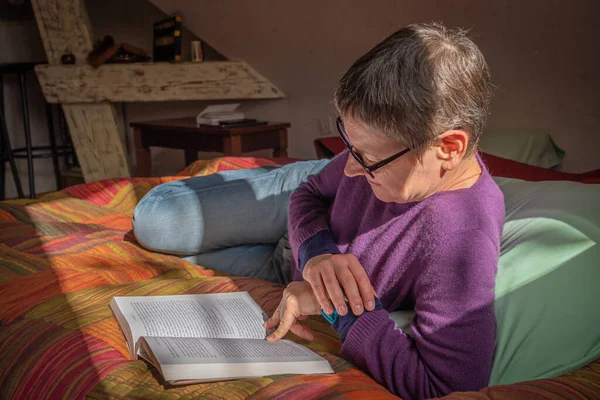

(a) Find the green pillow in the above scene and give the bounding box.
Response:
[480,131,566,168]
[490,177,600,385]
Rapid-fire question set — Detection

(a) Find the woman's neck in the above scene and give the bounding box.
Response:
[439,155,482,192]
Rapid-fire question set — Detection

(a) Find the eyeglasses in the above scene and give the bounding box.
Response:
[336,117,411,178]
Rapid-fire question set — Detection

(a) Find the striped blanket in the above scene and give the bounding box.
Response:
[1,157,598,400]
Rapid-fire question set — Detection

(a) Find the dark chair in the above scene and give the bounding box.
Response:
[0,62,76,200]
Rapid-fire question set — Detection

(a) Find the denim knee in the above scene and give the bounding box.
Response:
[132,183,200,255]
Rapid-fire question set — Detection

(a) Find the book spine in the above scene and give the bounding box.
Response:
[153,15,182,62]
[174,19,182,62]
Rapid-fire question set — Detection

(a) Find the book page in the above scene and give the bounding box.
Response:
[144,337,327,365]
[139,337,334,383]
[112,292,268,346]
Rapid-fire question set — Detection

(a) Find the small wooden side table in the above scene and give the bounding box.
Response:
[130,118,290,177]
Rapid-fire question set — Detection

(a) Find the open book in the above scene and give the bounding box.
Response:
[109,292,333,385]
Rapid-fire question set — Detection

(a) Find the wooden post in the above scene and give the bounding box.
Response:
[31,0,131,182]
[273,129,288,157]
[61,103,130,181]
[133,127,151,177]
[223,136,242,157]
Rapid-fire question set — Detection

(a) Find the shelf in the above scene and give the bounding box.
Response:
[35,60,285,104]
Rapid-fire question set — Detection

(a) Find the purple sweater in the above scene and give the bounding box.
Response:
[288,151,504,399]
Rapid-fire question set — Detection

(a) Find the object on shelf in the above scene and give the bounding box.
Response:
[190,40,203,62]
[87,35,151,68]
[198,119,268,129]
[153,15,182,62]
[196,103,245,126]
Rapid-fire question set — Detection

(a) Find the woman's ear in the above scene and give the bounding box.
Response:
[435,130,469,170]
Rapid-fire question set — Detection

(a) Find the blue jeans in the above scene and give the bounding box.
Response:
[132,160,330,284]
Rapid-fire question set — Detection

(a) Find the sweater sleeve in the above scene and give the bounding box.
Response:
[298,230,341,272]
[288,151,347,270]
[339,229,498,400]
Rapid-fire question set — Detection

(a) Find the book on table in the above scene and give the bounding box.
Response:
[109,291,333,385]
[196,103,246,126]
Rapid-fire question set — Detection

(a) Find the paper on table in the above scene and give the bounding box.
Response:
[198,103,241,118]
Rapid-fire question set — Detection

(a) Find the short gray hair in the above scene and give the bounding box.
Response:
[334,22,493,157]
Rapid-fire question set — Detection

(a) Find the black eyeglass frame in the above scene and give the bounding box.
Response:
[336,117,411,178]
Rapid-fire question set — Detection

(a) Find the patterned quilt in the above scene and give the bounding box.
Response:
[1,157,599,400]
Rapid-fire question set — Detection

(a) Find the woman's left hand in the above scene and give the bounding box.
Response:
[265,281,322,342]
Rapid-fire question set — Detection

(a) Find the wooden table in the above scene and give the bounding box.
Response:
[131,118,290,177]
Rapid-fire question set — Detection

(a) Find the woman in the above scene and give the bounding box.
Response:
[133,23,504,399]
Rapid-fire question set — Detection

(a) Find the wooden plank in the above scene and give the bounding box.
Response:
[31,0,94,64]
[62,103,131,182]
[223,136,242,157]
[31,0,131,182]
[273,129,288,157]
[35,61,285,103]
[133,127,152,178]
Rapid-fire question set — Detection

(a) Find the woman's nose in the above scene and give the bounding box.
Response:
[344,155,367,178]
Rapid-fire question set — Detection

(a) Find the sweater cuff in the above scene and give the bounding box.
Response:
[332,297,383,342]
[339,309,399,365]
[298,230,340,272]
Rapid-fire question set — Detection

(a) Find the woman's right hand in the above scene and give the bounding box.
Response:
[302,253,376,317]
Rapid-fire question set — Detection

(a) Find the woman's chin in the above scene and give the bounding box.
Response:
[370,185,420,204]
[371,185,401,203]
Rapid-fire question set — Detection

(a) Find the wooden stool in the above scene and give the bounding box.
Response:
[131,118,290,177]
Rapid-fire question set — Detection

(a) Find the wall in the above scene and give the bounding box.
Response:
[149,0,600,173]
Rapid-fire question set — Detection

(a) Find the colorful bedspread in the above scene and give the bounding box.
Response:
[1,157,599,400]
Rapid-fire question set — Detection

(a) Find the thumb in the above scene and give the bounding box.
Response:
[264,307,281,329]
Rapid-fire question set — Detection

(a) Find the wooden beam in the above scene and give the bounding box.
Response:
[62,103,131,181]
[31,0,131,182]
[31,0,95,64]
[35,61,285,104]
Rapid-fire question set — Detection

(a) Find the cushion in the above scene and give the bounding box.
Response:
[490,177,600,385]
[480,152,582,182]
[581,169,600,184]
[479,131,565,168]
[314,137,346,159]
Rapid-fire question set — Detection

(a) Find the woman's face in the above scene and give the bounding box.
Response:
[341,117,450,203]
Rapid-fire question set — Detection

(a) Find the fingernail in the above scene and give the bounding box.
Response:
[353,304,363,315]
[266,335,274,341]
[338,304,347,315]
[366,301,375,310]
[324,307,333,315]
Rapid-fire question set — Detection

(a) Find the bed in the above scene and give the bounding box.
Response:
[1,156,599,400]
